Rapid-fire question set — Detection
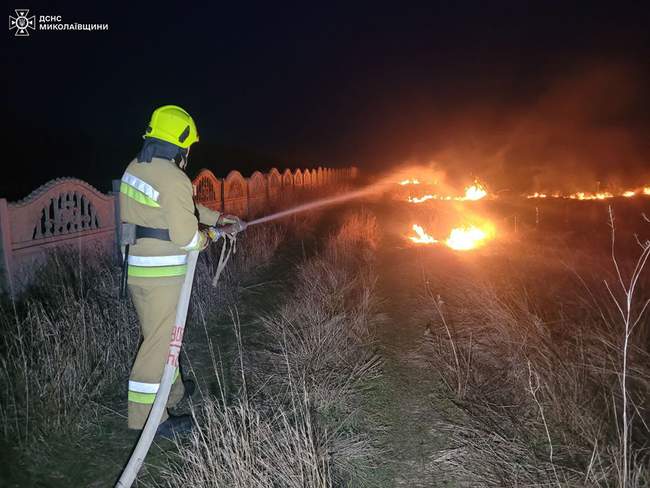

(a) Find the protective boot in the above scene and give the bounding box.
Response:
[181,378,196,402]
[155,414,193,440]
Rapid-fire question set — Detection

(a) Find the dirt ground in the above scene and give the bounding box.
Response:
[365,198,489,487]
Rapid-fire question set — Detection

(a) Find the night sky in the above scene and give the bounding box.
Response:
[5,2,650,200]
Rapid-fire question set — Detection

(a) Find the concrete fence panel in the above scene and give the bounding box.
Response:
[247,171,267,218]
[293,169,303,188]
[267,168,282,203]
[282,169,293,189]
[1,166,358,294]
[0,178,116,294]
[303,169,312,188]
[193,169,222,212]
[223,170,248,218]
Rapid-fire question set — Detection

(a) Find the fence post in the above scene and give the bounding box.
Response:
[0,198,14,296]
[112,179,122,264]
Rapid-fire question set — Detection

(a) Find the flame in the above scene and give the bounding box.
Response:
[407,194,453,203]
[407,179,488,203]
[445,226,489,251]
[409,224,438,244]
[399,179,420,185]
[526,187,649,199]
[407,223,494,250]
[408,194,435,203]
[569,191,614,200]
[461,181,488,201]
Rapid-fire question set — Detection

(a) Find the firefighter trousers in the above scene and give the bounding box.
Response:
[127,280,185,430]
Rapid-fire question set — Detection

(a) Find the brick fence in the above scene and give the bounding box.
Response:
[0,166,358,295]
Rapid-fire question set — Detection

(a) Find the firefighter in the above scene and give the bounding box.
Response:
[119,105,240,436]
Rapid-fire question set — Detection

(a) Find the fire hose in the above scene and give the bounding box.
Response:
[115,223,244,488]
[211,222,246,286]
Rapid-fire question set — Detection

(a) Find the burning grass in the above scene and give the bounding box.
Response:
[411,215,650,487]
[392,168,649,203]
[408,221,496,250]
[527,186,650,200]
[406,179,489,203]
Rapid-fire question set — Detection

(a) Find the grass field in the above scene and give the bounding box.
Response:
[0,189,648,487]
[369,193,649,487]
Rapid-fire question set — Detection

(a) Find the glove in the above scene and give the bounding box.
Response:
[205,227,221,242]
[205,219,247,243]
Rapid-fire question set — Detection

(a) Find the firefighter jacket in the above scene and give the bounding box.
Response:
[119,156,220,284]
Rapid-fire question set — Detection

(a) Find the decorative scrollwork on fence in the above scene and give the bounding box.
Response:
[228,180,244,198]
[196,176,217,202]
[33,191,99,239]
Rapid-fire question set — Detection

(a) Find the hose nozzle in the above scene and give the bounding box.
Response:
[218,219,247,236]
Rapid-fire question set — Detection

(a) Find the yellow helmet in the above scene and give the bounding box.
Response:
[144,105,199,149]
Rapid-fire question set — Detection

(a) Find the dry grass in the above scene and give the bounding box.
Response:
[413,228,650,487]
[191,221,288,317]
[253,209,381,407]
[163,209,383,487]
[166,392,334,488]
[0,249,139,441]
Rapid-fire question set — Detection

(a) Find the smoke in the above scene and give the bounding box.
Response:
[382,62,649,193]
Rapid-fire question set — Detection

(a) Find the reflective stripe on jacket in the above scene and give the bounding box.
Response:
[120,172,161,208]
[125,254,188,278]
